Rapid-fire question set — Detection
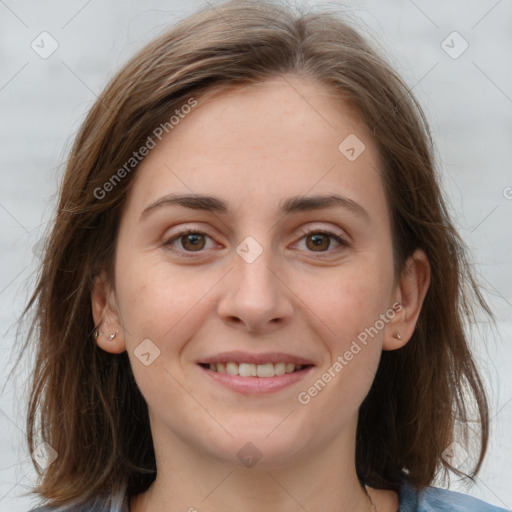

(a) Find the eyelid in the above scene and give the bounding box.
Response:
[162,225,221,257]
[162,223,350,257]
[297,223,349,240]
[295,223,350,244]
[291,225,350,254]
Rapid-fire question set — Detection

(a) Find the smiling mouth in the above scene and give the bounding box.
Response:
[199,362,312,377]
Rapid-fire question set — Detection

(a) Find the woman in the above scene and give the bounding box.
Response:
[20,1,507,511]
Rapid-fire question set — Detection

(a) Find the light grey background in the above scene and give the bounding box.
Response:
[1,0,511,510]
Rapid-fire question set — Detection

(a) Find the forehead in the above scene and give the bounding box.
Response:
[124,76,387,221]
[172,77,373,162]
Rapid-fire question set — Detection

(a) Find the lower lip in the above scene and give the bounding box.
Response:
[200,365,314,395]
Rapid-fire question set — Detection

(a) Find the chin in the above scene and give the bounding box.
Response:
[195,421,315,470]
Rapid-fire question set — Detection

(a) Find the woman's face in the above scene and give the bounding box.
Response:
[94,76,425,468]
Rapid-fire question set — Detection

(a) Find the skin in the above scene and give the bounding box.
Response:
[92,75,430,512]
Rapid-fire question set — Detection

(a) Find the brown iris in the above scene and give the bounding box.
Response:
[306,233,331,251]
[181,233,206,251]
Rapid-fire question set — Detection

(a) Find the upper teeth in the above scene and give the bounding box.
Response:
[208,362,303,377]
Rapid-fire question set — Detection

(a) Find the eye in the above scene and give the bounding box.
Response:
[294,229,349,254]
[164,228,217,255]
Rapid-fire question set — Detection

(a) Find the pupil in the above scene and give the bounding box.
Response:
[183,233,204,251]
[308,234,329,251]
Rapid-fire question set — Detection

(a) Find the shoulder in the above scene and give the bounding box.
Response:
[399,484,509,512]
[29,507,93,512]
[28,497,128,512]
[28,489,129,512]
[29,506,120,512]
[28,505,124,512]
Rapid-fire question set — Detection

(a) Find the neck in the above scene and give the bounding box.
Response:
[130,416,391,512]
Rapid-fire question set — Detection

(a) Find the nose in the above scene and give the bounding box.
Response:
[217,248,294,335]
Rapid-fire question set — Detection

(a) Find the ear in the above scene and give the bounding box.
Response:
[91,270,127,354]
[383,248,431,351]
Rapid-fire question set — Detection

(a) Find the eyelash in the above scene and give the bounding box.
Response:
[294,227,350,255]
[163,228,218,258]
[163,226,350,258]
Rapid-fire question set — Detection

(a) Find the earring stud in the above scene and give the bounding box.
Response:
[392,332,402,341]
[93,329,118,341]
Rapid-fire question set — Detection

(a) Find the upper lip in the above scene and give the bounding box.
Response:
[199,351,315,366]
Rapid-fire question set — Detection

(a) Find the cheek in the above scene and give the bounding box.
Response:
[114,261,216,423]
[292,259,393,414]
[113,256,224,383]
[297,262,393,346]
[295,270,388,432]
[114,253,203,338]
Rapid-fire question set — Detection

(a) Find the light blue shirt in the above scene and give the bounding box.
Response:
[30,485,510,511]
[399,485,509,511]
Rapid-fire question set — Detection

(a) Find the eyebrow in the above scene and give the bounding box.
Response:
[140,193,369,221]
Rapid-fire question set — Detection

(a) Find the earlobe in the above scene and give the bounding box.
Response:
[383,249,431,351]
[91,271,126,354]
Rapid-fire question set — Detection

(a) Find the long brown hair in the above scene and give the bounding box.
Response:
[16,0,490,507]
